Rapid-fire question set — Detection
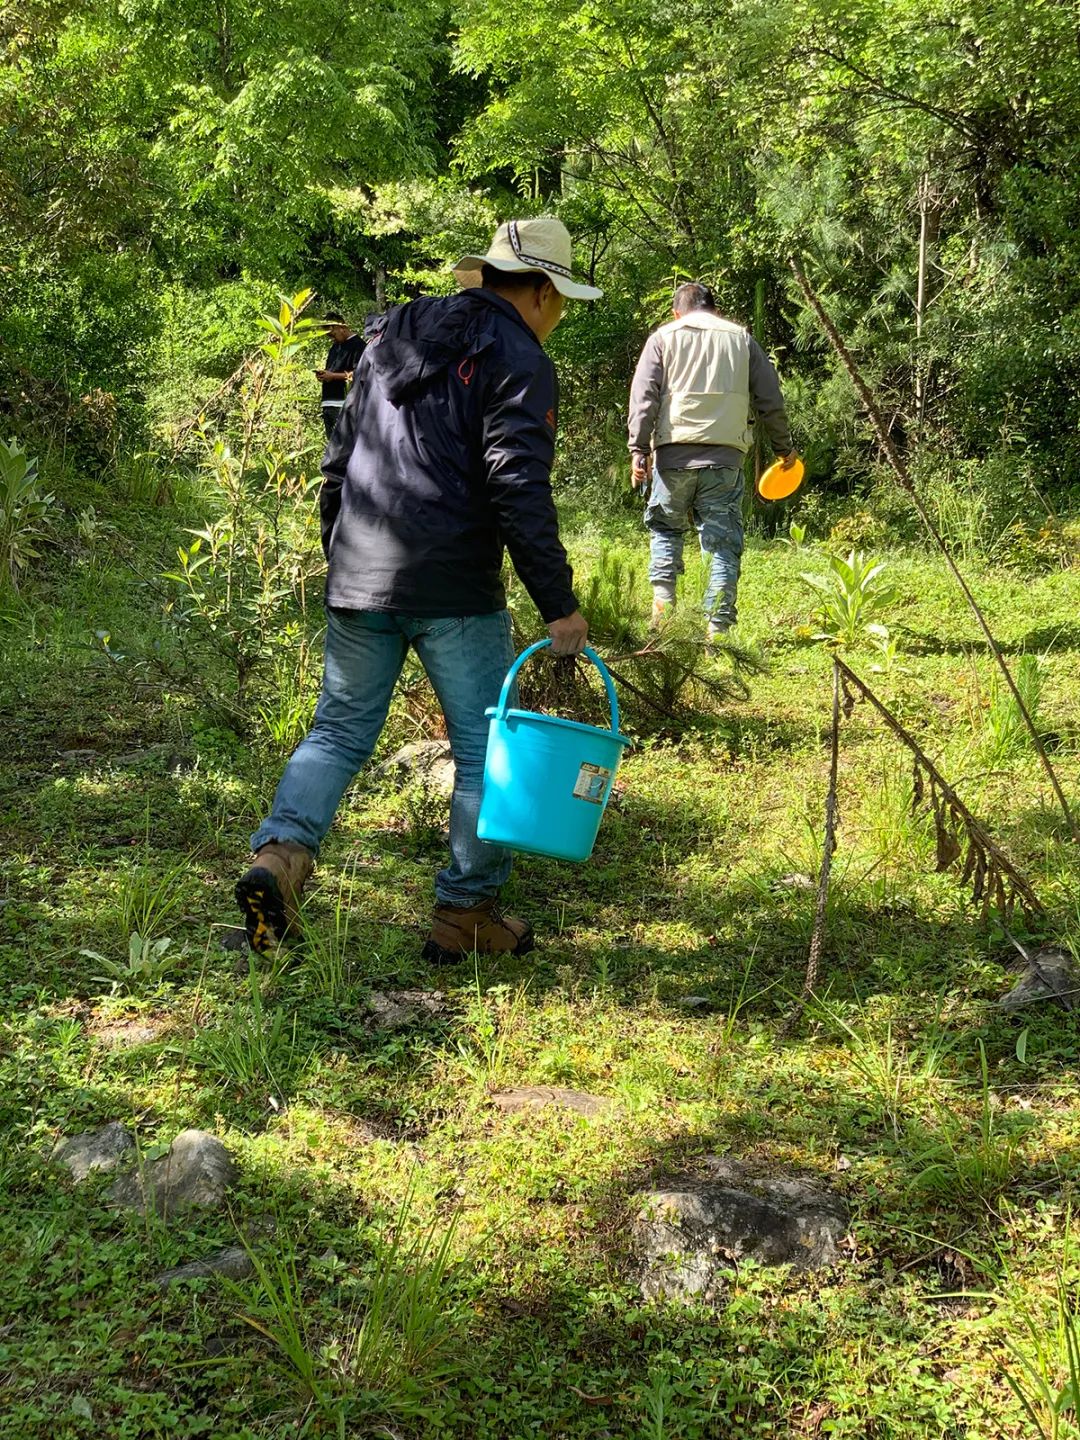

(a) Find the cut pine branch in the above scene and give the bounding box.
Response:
[779,655,1043,1039]
[789,255,1078,843]
[837,658,1042,919]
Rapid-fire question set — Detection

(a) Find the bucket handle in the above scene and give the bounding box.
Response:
[492,639,622,736]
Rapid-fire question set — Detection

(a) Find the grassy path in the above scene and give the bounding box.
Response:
[1,516,1079,1437]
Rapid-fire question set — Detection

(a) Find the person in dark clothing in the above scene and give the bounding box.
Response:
[236,218,601,963]
[316,312,365,439]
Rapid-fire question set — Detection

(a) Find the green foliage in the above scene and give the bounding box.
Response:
[114,851,191,946]
[800,550,898,645]
[453,979,528,1087]
[1004,1271,1080,1440]
[227,1194,465,1430]
[981,654,1044,766]
[165,292,323,722]
[4,526,1080,1436]
[81,932,185,994]
[254,289,323,366]
[910,1041,1022,1206]
[298,866,361,1003]
[0,439,52,593]
[196,956,311,1100]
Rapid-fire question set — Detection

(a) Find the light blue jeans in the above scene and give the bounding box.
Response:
[251,609,514,906]
[646,465,745,627]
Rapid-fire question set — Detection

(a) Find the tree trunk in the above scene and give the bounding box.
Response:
[914,170,940,441]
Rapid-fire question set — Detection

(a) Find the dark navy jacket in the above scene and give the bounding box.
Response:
[319,290,578,623]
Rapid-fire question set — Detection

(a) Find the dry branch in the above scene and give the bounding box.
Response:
[779,656,1043,1038]
[779,656,842,1039]
[836,658,1042,919]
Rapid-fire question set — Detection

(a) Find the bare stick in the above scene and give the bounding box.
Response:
[789,255,1078,842]
[779,656,842,1038]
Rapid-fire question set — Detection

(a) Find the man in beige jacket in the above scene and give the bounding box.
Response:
[627,282,798,636]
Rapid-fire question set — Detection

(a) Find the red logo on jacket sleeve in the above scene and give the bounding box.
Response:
[545,407,556,431]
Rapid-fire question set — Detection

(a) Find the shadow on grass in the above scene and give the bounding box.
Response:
[897,620,1080,659]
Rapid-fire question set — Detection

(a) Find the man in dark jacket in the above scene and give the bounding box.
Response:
[315,312,365,439]
[236,218,600,963]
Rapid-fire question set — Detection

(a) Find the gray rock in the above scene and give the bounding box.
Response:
[775,872,815,892]
[998,946,1080,1012]
[90,1019,165,1049]
[111,743,174,769]
[367,989,449,1031]
[489,1086,612,1118]
[376,740,455,797]
[634,1156,849,1305]
[219,926,250,954]
[51,1121,135,1182]
[154,1245,254,1288]
[109,1129,239,1217]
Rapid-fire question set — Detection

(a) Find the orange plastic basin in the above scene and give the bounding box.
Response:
[757,455,805,501]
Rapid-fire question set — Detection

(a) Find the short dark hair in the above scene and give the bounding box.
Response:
[673,282,715,314]
[323,310,345,324]
[481,264,550,295]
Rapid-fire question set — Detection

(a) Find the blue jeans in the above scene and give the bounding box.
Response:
[251,609,515,906]
[646,466,745,627]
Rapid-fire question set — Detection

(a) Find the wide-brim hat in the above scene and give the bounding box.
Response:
[452,218,603,300]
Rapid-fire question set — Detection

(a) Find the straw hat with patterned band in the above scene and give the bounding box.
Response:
[452,218,603,301]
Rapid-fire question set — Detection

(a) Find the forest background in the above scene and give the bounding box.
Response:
[5,0,1080,525]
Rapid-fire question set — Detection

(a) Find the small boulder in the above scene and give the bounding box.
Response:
[998,946,1079,1012]
[775,873,815,893]
[367,989,449,1031]
[89,1018,166,1050]
[154,1245,254,1289]
[109,1129,238,1217]
[376,740,455,797]
[489,1086,612,1118]
[634,1156,849,1305]
[111,743,175,770]
[51,1121,135,1182]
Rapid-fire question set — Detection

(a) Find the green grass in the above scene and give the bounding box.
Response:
[1,493,1080,1437]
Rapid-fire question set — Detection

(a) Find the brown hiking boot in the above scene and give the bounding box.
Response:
[235,842,314,954]
[421,900,534,965]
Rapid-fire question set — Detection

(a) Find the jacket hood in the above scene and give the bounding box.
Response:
[367,291,533,405]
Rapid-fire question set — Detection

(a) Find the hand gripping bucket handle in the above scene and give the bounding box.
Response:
[477,638,629,862]
[492,639,622,734]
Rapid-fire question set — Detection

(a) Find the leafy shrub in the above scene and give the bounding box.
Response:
[81,933,185,994]
[0,438,52,593]
[981,654,1044,766]
[800,549,898,645]
[165,292,325,724]
[828,509,889,551]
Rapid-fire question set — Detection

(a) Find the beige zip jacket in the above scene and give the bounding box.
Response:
[628,310,792,471]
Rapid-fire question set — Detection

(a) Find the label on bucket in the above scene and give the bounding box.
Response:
[572,762,612,804]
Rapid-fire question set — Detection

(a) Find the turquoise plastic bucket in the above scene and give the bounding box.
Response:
[477,639,631,862]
